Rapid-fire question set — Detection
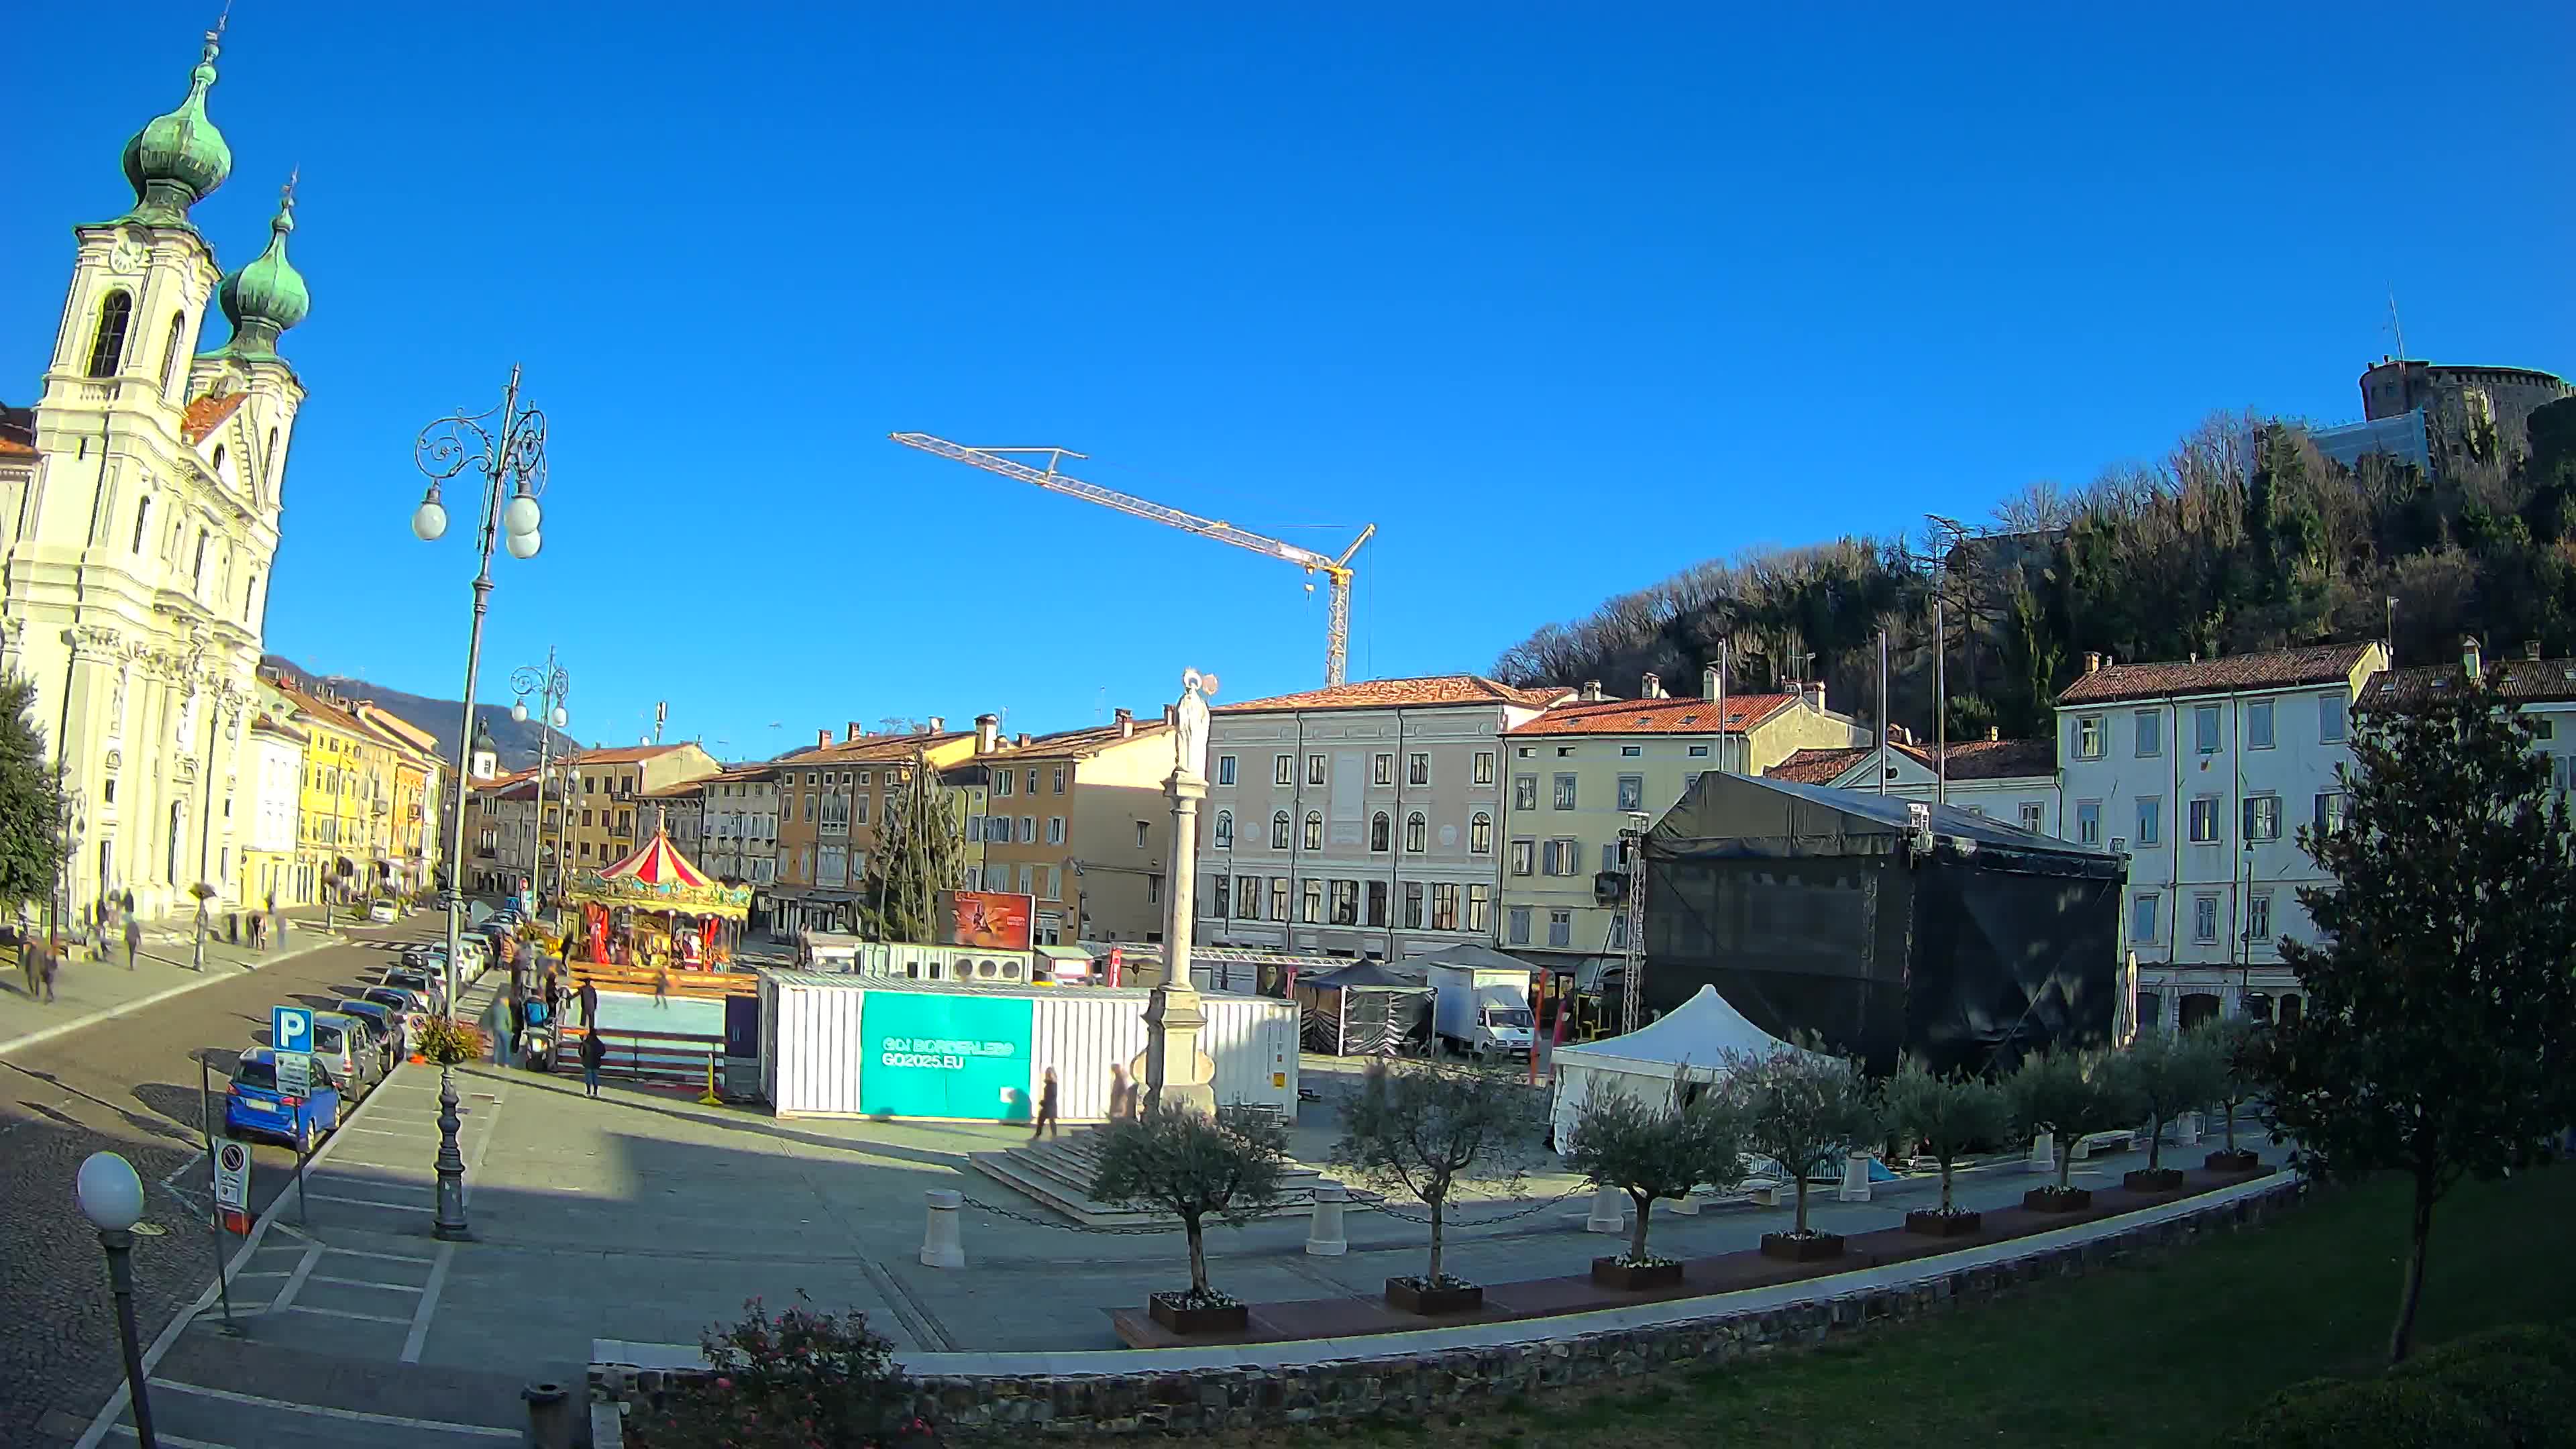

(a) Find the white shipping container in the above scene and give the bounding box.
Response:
[760,973,1297,1120]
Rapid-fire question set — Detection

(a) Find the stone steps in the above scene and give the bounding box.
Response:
[966,1126,1349,1228]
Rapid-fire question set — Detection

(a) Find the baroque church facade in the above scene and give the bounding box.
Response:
[0,30,311,920]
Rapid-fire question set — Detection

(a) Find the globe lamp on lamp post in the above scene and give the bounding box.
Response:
[76,1150,158,1448]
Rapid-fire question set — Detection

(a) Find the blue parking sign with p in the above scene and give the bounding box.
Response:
[272,1006,311,1055]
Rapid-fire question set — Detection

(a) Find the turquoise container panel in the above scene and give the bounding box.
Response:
[858,991,1036,1121]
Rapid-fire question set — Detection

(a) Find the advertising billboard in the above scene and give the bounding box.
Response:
[936,890,1035,951]
[859,990,1036,1120]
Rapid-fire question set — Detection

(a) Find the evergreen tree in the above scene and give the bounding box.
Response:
[2259,664,2576,1364]
[855,751,961,943]
[0,674,65,917]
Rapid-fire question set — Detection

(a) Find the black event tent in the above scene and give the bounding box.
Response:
[1642,772,2125,1077]
[1297,959,1436,1057]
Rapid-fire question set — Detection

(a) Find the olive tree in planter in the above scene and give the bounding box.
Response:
[2114,1025,2223,1191]
[2200,1018,2263,1173]
[2006,1050,2138,1211]
[1330,1060,1542,1315]
[1883,1057,2009,1236]
[1090,1103,1292,1335]
[1562,1071,1746,1289]
[1723,1044,1881,1262]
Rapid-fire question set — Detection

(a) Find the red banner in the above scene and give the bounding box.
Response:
[936,890,1034,951]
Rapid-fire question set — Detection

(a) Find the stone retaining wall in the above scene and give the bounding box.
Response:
[594,1177,2304,1440]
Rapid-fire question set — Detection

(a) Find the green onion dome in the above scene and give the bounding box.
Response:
[211,186,310,362]
[120,34,232,226]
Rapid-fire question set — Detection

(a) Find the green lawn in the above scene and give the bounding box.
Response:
[1242,1167,2574,1449]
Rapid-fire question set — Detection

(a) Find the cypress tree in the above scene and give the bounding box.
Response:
[0,674,65,918]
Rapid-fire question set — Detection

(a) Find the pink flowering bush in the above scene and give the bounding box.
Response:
[629,1297,935,1449]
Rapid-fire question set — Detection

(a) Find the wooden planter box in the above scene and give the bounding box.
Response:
[2123,1167,2185,1193]
[2204,1149,2261,1173]
[2023,1187,2092,1213]
[1904,1209,1983,1237]
[1759,1231,1845,1262]
[1383,1278,1483,1316]
[1146,1293,1248,1336]
[1591,1256,1684,1291]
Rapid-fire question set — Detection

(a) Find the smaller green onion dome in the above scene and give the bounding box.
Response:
[120,34,232,226]
[211,183,311,364]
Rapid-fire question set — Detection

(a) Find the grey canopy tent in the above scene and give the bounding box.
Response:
[1642,771,2124,1075]
[1297,959,1435,1056]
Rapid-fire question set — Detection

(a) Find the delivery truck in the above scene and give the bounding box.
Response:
[1429,961,1537,1058]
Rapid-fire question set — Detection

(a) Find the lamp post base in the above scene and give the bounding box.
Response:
[430,1066,474,1241]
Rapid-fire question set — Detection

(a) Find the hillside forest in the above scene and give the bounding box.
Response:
[1493,398,2576,745]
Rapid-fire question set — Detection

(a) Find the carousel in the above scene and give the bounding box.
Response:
[562,808,754,974]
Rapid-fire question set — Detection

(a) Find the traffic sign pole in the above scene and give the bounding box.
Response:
[197,1056,241,1334]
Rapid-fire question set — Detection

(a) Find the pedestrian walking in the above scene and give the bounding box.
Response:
[652,965,669,1007]
[1029,1067,1061,1141]
[580,1024,607,1097]
[15,931,38,999]
[579,977,599,1030]
[1106,1063,1134,1122]
[122,915,142,971]
[35,937,59,1003]
[486,989,515,1067]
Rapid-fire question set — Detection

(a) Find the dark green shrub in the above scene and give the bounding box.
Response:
[2404,1322,2576,1376]
[2226,1375,2506,1449]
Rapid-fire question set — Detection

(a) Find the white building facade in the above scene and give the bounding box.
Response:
[0,33,311,920]
[700,766,780,889]
[1194,676,1566,961]
[2055,642,2387,1031]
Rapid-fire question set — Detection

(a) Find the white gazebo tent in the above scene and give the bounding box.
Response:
[1548,983,1827,1153]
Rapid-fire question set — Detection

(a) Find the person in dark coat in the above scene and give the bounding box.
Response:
[580,1026,607,1098]
[579,978,599,1030]
[1029,1067,1061,1141]
[122,915,142,971]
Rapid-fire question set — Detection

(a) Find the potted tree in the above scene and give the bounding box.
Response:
[1563,1071,1745,1289]
[1089,1103,1292,1335]
[1330,1061,1540,1315]
[1725,1044,1881,1261]
[1884,1056,2009,1236]
[2115,1025,2222,1191]
[2202,1018,2263,1173]
[2006,1050,2137,1212]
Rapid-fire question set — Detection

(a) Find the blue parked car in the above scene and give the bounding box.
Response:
[225,1046,343,1150]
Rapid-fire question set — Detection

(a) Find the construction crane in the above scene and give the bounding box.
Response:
[890,432,1376,686]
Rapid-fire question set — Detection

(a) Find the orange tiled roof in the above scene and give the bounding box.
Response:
[1772,737,2057,786]
[2362,653,2576,708]
[2056,643,2377,706]
[0,437,36,458]
[180,392,246,445]
[1217,675,1571,714]
[1507,693,1798,736]
[568,743,694,765]
[979,718,1173,761]
[777,733,966,766]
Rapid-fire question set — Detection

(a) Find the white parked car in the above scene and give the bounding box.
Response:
[366,900,398,924]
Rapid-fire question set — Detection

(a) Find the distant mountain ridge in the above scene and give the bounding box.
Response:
[260,655,575,771]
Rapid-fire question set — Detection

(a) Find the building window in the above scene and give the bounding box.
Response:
[1019,864,1036,894]
[2243,794,2282,842]
[2314,791,2348,835]
[1135,820,1149,849]
[1607,912,1629,949]
[131,495,152,553]
[1330,879,1359,925]
[1216,755,1236,786]
[2131,893,2159,944]
[1053,765,1067,792]
[2075,714,2104,759]
[1023,769,1038,795]
[1543,837,1583,875]
[192,530,209,587]
[1470,812,1492,853]
[1402,881,1424,928]
[1018,816,1035,843]
[1547,910,1572,948]
[2192,893,2220,944]
[1473,751,1495,785]
[2076,800,2101,846]
[1405,812,1427,852]
[1509,839,1534,876]
[1370,811,1391,852]
[2018,801,2045,833]
[1301,879,1324,924]
[1508,906,1532,945]
[1688,743,1711,759]
[1275,755,1294,786]
[1406,753,1429,786]
[2320,693,2347,744]
[1616,774,1644,811]
[1373,753,1393,786]
[1366,879,1388,926]
[1431,883,1460,930]
[2135,710,2162,758]
[2136,796,2162,847]
[2195,704,2222,755]
[1307,753,1327,786]
[1047,816,1066,845]
[87,290,133,378]
[1303,812,1323,851]
[2247,890,2273,941]
[1513,775,1538,810]
[1271,877,1290,920]
[1207,877,1230,918]
[1552,773,1578,810]
[2247,700,2276,750]
[994,770,1013,798]
[2189,796,2220,844]
[1214,810,1233,849]
[1466,883,1490,932]
[1271,812,1291,849]
[1237,874,1260,919]
[2534,719,2557,742]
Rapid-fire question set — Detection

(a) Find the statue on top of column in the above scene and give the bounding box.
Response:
[1174,667,1218,783]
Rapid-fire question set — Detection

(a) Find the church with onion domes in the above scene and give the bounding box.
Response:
[0,25,313,921]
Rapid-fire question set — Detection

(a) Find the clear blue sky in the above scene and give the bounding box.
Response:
[9,3,2570,759]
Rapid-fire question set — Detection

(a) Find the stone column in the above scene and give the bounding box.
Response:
[1162,768,1205,991]
[1143,765,1218,1115]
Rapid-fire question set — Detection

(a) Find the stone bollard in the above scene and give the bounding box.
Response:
[2028,1131,2056,1175]
[1305,1180,1348,1256]
[522,1381,573,1449]
[1587,1185,1626,1234]
[920,1188,965,1269]
[1667,1189,1701,1216]
[2176,1111,2202,1146]
[1837,1151,1872,1203]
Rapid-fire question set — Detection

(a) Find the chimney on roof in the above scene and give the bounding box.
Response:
[1641,672,1664,699]
[2083,651,2102,675]
[975,713,999,754]
[1987,726,2000,742]
[1016,732,1031,747]
[927,715,945,734]
[1163,704,1179,727]
[816,728,831,749]
[1115,706,1134,739]
[1803,682,1825,712]
[1702,665,1721,701]
[1580,680,1606,702]
[2526,640,2542,662]
[2462,635,2483,680]
[845,721,865,743]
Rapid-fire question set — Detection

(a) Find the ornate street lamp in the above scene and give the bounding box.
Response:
[512,651,572,920]
[76,1151,158,1448]
[412,366,547,1242]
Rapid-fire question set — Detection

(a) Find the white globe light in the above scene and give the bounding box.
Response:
[550,706,568,729]
[504,492,542,537]
[411,498,449,542]
[511,700,529,723]
[75,1151,144,1232]
[505,529,541,559]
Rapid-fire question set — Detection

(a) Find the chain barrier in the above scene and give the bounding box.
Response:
[953,1193,1191,1235]
[1356,1183,1587,1227]
[950,1181,1591,1235]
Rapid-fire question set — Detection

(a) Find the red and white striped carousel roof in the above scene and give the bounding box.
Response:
[594,828,714,888]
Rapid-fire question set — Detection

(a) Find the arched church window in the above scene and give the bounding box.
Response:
[130,496,152,554]
[193,529,209,587]
[159,312,186,397]
[211,445,226,480]
[264,427,279,481]
[87,291,133,378]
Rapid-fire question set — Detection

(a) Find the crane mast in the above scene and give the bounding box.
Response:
[890,432,1374,686]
